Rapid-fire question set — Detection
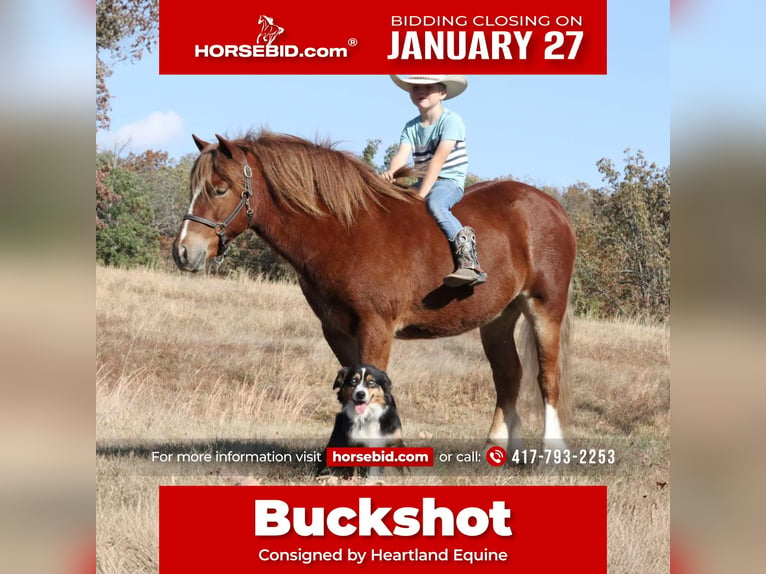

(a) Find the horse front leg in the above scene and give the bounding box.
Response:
[355,313,394,370]
[300,279,363,367]
[320,312,393,371]
[321,323,360,367]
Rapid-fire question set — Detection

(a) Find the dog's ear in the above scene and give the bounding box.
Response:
[333,367,350,389]
[380,370,393,391]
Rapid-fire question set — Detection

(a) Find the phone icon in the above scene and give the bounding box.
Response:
[486,446,507,467]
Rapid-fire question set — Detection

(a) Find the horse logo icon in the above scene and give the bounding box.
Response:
[257,15,285,46]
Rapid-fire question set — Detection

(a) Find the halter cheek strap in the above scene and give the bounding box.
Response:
[183,163,255,256]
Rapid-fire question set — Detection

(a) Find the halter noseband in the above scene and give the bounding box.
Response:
[183,163,255,256]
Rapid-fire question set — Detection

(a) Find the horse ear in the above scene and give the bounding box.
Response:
[192,134,210,151]
[215,134,238,159]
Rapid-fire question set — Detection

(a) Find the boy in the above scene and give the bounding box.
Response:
[382,74,486,287]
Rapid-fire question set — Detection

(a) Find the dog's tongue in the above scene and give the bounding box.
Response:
[355,403,367,415]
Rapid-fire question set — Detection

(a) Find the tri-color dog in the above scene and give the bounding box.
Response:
[320,364,405,477]
[330,364,404,448]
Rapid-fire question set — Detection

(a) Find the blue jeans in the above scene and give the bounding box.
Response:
[420,179,465,241]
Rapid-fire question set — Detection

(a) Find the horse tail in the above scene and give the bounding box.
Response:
[556,284,574,427]
[517,281,574,428]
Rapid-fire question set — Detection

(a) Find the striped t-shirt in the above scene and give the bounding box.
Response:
[399,107,468,189]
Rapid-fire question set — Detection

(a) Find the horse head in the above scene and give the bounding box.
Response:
[172,134,257,272]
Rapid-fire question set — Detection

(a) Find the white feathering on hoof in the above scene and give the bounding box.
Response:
[542,403,569,451]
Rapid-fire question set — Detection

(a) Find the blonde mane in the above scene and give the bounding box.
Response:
[199,130,417,226]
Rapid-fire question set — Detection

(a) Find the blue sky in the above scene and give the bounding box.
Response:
[96,3,670,189]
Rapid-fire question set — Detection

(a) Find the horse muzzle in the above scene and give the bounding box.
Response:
[172,240,208,272]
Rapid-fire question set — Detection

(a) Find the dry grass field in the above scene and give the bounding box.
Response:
[96,265,670,573]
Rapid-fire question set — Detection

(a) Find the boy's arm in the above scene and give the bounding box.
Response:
[416,139,456,198]
[381,143,412,182]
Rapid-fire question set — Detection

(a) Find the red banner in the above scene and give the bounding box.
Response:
[159,486,606,572]
[159,0,607,75]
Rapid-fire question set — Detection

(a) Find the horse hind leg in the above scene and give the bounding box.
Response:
[522,295,572,451]
[479,304,525,454]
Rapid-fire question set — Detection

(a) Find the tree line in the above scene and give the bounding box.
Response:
[95,142,669,322]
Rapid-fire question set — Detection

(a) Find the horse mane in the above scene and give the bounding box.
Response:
[226,130,417,226]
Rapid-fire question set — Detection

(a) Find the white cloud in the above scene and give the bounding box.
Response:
[100,111,185,151]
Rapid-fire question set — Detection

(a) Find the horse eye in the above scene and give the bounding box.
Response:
[214,187,228,196]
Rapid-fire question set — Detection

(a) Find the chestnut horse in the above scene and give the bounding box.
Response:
[172,131,576,451]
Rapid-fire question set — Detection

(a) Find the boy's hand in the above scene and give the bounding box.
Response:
[381,170,395,182]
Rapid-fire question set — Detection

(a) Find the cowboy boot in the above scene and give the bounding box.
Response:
[443,226,488,287]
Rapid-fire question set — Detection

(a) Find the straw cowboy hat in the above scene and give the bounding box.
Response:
[390,75,468,100]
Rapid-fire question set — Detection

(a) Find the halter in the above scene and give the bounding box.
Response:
[183,163,255,256]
